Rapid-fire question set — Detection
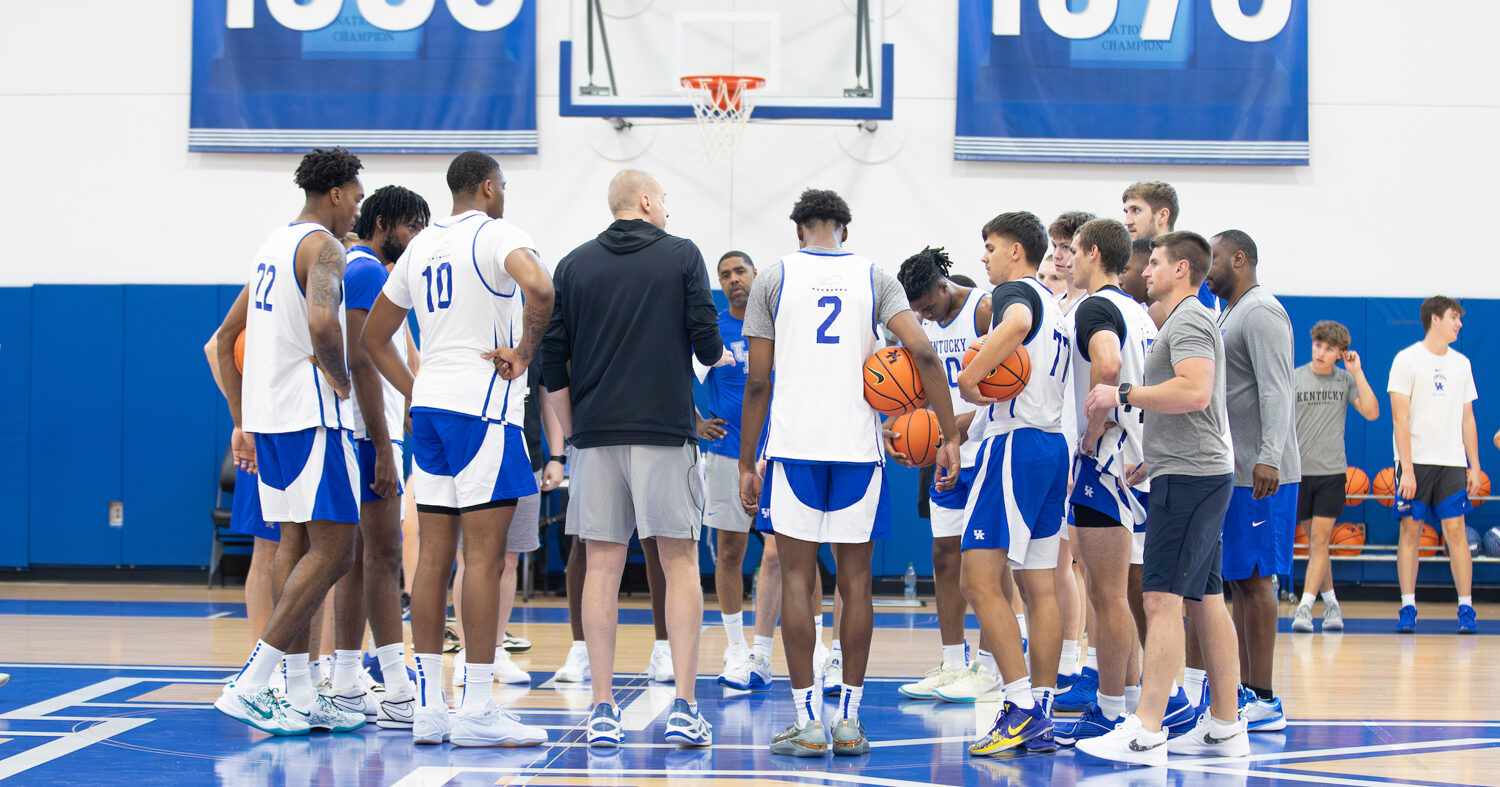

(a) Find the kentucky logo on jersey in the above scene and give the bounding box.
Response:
[729,339,749,369]
[1433,369,1448,395]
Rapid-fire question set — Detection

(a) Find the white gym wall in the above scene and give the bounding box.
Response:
[2,0,1496,295]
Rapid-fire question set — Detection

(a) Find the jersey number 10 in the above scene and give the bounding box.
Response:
[422,263,453,312]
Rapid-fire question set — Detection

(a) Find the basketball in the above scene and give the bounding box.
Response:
[1461,526,1481,558]
[1418,524,1443,557]
[1372,466,1396,506]
[1484,527,1500,558]
[1345,466,1369,507]
[1330,522,1365,556]
[889,409,941,467]
[1472,469,1490,507]
[960,338,1030,402]
[863,346,925,415]
[234,329,246,374]
[1293,522,1308,557]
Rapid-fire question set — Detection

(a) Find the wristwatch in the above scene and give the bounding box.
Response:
[548,454,566,464]
[1117,383,1134,410]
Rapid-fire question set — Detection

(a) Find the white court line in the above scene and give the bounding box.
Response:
[0,718,151,781]
[206,611,232,619]
[81,702,207,710]
[1172,736,1500,766]
[618,684,676,731]
[392,766,956,787]
[1174,763,1454,787]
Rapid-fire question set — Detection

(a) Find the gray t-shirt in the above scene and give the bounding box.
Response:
[1219,286,1301,486]
[1144,298,1234,479]
[1293,365,1360,477]
[742,248,910,340]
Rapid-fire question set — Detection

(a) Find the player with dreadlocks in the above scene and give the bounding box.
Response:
[892,247,1000,702]
[322,185,431,727]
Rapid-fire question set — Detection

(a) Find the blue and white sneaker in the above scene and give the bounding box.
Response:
[215,683,311,736]
[718,653,773,692]
[1052,666,1098,713]
[1396,604,1418,633]
[1241,693,1285,732]
[663,698,713,746]
[1056,671,1078,693]
[587,703,623,748]
[1163,685,1197,735]
[1053,703,1121,746]
[1458,604,1478,634]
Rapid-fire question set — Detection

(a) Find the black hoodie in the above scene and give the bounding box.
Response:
[540,219,723,448]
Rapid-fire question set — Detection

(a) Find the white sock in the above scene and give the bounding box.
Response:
[1321,589,1338,605]
[654,639,670,652]
[830,639,842,659]
[1208,713,1241,735]
[414,652,445,709]
[332,649,362,692]
[1401,593,1416,608]
[1031,686,1054,716]
[722,611,746,649]
[1059,640,1078,674]
[1459,595,1473,607]
[1003,677,1034,710]
[1299,592,1315,609]
[1085,646,1099,672]
[1135,721,1167,745]
[460,663,493,712]
[941,643,967,669]
[307,655,323,685]
[977,649,998,675]
[814,616,824,646]
[1016,614,1028,640]
[792,685,820,727]
[754,635,774,663]
[1098,692,1125,720]
[318,655,334,683]
[1124,684,1142,713]
[283,653,315,711]
[235,640,285,691]
[839,684,863,720]
[376,642,412,693]
[1184,667,1207,706]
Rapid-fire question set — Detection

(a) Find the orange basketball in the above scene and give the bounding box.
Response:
[1344,466,1370,507]
[234,329,246,374]
[863,346,925,416]
[1330,522,1365,556]
[1293,522,1308,557]
[1472,470,1491,507]
[890,409,941,467]
[1418,524,1443,557]
[1372,466,1397,507]
[960,338,1030,402]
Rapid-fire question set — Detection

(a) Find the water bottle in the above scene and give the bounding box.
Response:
[751,568,759,604]
[904,562,917,601]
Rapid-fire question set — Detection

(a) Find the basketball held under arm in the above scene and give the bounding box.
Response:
[360,293,416,402]
[957,302,1029,405]
[215,287,251,426]
[885,310,961,489]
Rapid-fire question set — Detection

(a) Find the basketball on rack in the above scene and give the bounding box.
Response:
[1293,522,1308,557]
[1419,524,1443,557]
[1331,522,1365,556]
[1372,467,1396,506]
[1471,469,1490,507]
[1484,526,1500,558]
[1345,466,1369,507]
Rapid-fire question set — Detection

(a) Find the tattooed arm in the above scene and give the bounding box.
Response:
[302,233,352,398]
[483,247,555,381]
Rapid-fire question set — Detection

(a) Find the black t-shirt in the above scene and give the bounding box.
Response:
[1073,287,1127,362]
[991,280,1044,342]
[524,374,543,472]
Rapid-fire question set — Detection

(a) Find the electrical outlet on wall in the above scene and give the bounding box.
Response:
[109,501,123,528]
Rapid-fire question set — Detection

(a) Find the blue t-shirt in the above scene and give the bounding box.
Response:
[1197,281,1221,312]
[345,246,389,312]
[701,309,750,458]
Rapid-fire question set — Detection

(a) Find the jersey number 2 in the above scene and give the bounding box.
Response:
[422,263,453,312]
[816,296,841,344]
[253,264,275,312]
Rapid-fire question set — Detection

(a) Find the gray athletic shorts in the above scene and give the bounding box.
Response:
[507,470,542,553]
[569,441,704,544]
[703,451,753,533]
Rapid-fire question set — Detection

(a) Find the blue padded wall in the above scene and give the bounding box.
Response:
[0,288,32,568]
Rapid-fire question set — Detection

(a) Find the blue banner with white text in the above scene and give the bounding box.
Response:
[956,0,1308,165]
[190,0,536,154]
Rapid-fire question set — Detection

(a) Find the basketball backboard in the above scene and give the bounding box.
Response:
[561,0,894,120]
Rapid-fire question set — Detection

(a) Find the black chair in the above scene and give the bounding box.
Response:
[208,448,254,587]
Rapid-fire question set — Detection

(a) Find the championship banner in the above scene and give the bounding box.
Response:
[190,0,536,154]
[956,0,1308,165]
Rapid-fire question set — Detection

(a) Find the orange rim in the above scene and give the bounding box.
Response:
[680,74,765,111]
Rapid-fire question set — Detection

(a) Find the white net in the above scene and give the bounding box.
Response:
[679,76,763,164]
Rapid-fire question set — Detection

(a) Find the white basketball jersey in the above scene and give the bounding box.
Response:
[1072,287,1156,479]
[241,222,352,435]
[1059,296,1083,453]
[347,248,409,442]
[921,287,985,468]
[984,276,1067,437]
[764,250,883,464]
[382,211,534,425]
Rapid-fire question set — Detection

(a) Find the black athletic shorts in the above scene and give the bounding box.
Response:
[1297,473,1345,521]
[1141,473,1233,601]
[1394,464,1473,524]
[917,464,935,520]
[1073,504,1124,528]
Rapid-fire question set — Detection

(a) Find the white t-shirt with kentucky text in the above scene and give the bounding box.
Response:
[1387,342,1477,467]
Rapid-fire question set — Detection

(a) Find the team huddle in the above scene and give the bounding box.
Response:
[211,147,1488,766]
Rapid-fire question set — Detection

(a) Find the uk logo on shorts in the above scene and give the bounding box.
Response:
[972,529,985,541]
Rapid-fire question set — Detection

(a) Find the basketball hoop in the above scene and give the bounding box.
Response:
[679,75,765,163]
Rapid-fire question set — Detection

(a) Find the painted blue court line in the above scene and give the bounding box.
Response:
[0,599,247,618]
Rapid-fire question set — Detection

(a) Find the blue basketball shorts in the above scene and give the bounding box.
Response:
[253,426,360,525]
[1221,482,1300,581]
[928,463,978,538]
[960,428,1069,570]
[355,438,405,503]
[1392,464,1473,525]
[230,466,280,541]
[410,408,536,513]
[755,459,891,544]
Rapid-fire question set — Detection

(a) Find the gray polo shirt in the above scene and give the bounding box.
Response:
[1219,286,1301,487]
[1143,297,1234,479]
[1293,365,1360,477]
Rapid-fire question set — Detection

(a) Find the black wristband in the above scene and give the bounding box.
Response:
[548,454,566,463]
